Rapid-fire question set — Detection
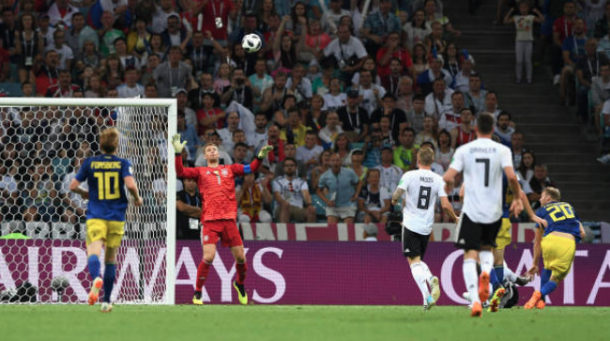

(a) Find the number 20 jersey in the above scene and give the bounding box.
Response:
[397,169,447,235]
[75,154,133,222]
[448,138,513,224]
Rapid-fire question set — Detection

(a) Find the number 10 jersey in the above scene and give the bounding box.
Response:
[397,169,447,236]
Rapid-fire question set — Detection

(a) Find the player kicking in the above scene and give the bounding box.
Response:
[172,134,272,306]
[69,128,143,313]
[524,187,585,310]
[392,147,458,311]
[443,113,523,317]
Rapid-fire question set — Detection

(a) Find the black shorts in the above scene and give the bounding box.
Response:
[454,213,502,250]
[402,228,430,259]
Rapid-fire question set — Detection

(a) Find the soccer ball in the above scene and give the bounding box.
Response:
[242,34,262,53]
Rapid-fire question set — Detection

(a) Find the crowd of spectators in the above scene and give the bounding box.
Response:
[0,0,568,239]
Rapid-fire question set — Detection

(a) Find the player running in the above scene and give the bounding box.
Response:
[524,187,585,310]
[172,134,272,306]
[69,128,143,313]
[459,174,537,312]
[443,113,523,317]
[392,147,458,311]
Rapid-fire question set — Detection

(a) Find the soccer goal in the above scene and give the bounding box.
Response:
[0,97,177,305]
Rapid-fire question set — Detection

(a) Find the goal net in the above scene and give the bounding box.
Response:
[0,98,177,304]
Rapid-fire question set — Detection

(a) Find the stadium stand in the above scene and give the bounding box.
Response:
[0,0,608,242]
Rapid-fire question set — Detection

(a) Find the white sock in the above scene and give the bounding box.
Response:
[410,262,430,303]
[503,261,517,283]
[463,259,480,304]
[420,261,434,285]
[479,251,494,274]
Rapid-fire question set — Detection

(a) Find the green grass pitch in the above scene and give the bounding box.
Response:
[3,305,608,341]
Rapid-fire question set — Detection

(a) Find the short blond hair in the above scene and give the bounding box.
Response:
[100,128,119,154]
[543,187,561,201]
[203,142,218,153]
[417,147,435,166]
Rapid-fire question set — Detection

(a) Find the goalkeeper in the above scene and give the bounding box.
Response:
[173,134,272,305]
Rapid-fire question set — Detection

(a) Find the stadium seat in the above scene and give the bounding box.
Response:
[1,221,24,236]
[25,222,51,239]
[0,82,23,97]
[51,223,75,240]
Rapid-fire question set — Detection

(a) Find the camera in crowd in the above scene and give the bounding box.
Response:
[385,211,403,241]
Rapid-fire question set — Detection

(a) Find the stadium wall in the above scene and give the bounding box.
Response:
[1,240,609,306]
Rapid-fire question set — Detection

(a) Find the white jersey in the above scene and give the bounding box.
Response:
[448,138,513,223]
[397,169,447,235]
[272,176,309,208]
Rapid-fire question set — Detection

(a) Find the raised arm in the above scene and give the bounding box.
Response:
[172,134,200,179]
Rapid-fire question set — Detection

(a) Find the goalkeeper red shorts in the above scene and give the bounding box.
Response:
[201,219,243,248]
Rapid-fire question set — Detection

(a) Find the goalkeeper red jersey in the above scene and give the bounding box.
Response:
[175,155,261,221]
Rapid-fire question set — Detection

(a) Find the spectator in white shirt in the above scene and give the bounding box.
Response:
[358,70,387,117]
[357,168,392,224]
[322,78,347,112]
[217,111,241,153]
[272,158,317,223]
[318,111,344,145]
[438,91,465,132]
[374,146,404,194]
[116,66,145,98]
[297,131,324,174]
[323,24,368,82]
[425,78,454,120]
[494,111,515,147]
[286,63,313,102]
[45,29,73,70]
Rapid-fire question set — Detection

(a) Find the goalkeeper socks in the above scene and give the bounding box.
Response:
[196,260,212,291]
[236,262,248,285]
[103,263,116,303]
[87,255,101,280]
[540,280,558,296]
[410,262,430,302]
[479,251,493,274]
[463,259,480,303]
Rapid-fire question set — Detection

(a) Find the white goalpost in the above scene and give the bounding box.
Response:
[0,97,177,305]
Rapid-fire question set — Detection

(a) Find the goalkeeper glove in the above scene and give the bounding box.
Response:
[172,134,187,154]
[257,145,273,159]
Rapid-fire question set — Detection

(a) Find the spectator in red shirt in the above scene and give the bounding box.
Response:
[45,69,82,97]
[198,0,236,45]
[376,32,412,79]
[34,50,60,96]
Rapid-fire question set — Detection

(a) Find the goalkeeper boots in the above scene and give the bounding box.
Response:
[488,287,506,313]
[88,277,103,305]
[233,281,248,305]
[100,303,113,313]
[193,291,204,305]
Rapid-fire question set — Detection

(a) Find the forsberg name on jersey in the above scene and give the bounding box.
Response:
[469,147,497,154]
[90,162,122,169]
